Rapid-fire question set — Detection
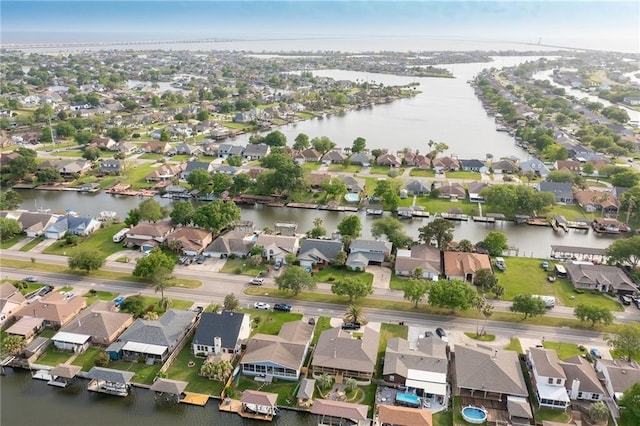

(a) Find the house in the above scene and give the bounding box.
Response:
[307,172,333,189]
[175,143,202,156]
[346,238,392,271]
[192,311,251,356]
[61,301,134,346]
[378,405,433,426]
[565,263,637,296]
[115,141,136,154]
[124,221,173,250]
[67,216,101,236]
[377,153,402,168]
[0,282,27,327]
[99,159,122,175]
[164,227,213,256]
[432,157,460,172]
[14,292,86,328]
[435,182,466,200]
[340,175,365,193]
[491,159,519,174]
[181,161,214,180]
[203,230,256,258]
[460,159,487,173]
[394,244,440,279]
[243,143,270,161]
[527,347,570,409]
[213,165,239,175]
[241,390,278,418]
[555,160,581,173]
[537,182,574,204]
[52,331,91,353]
[383,336,448,402]
[322,150,346,164]
[559,356,606,402]
[349,152,372,167]
[312,399,370,426]
[106,309,197,364]
[5,316,44,342]
[312,326,380,381]
[301,148,322,162]
[143,141,172,154]
[467,181,489,202]
[520,159,550,178]
[255,234,299,264]
[405,180,430,196]
[444,251,492,282]
[91,137,117,151]
[16,212,59,237]
[241,320,314,380]
[43,215,68,240]
[217,143,244,159]
[297,238,344,269]
[573,189,618,214]
[594,359,640,408]
[145,163,186,182]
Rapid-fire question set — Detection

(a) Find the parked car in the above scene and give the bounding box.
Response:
[494,257,506,271]
[341,322,361,330]
[273,303,292,312]
[254,302,270,310]
[273,261,282,271]
[589,348,602,359]
[196,255,206,264]
[250,278,264,286]
[38,285,54,297]
[24,276,38,282]
[191,305,204,313]
[113,296,125,307]
[620,295,632,306]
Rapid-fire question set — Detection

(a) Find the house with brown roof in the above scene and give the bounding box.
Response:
[444,252,492,282]
[164,226,213,256]
[527,347,570,409]
[241,320,314,381]
[573,189,618,214]
[565,263,637,296]
[61,300,134,346]
[378,405,433,426]
[491,159,518,174]
[432,157,460,172]
[145,163,186,182]
[404,152,431,168]
[394,244,441,279]
[15,211,59,237]
[203,230,256,258]
[307,172,334,189]
[14,292,86,328]
[559,356,606,402]
[143,140,172,154]
[377,153,402,168]
[467,181,489,202]
[5,316,44,342]
[312,399,370,426]
[241,390,278,418]
[321,150,346,164]
[301,148,322,162]
[124,221,173,250]
[90,137,117,150]
[555,160,581,173]
[435,181,466,200]
[312,326,380,381]
[0,282,27,327]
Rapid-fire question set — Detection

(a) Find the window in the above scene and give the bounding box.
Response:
[548,378,554,384]
[556,378,562,385]
[578,392,583,398]
[389,375,395,382]
[592,394,600,400]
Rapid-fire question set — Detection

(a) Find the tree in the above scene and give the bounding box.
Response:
[426,140,448,162]
[458,239,474,252]
[317,373,333,390]
[132,248,175,279]
[574,304,614,327]
[75,130,95,145]
[1,335,26,357]
[227,155,243,167]
[0,190,22,210]
[105,127,129,142]
[606,322,640,362]
[212,173,233,194]
[169,201,194,226]
[150,267,173,312]
[402,279,430,307]
[68,248,106,272]
[332,251,347,267]
[55,121,77,138]
[37,167,62,184]
[95,351,110,367]
[473,268,498,292]
[478,232,508,257]
[344,304,366,324]
[351,137,366,153]
[618,382,640,425]
[587,401,609,423]
[371,217,412,248]
[475,296,494,337]
[138,198,168,223]
[192,200,241,233]
[231,173,252,195]
[611,170,640,188]
[0,217,21,242]
[119,295,146,317]
[428,279,477,312]
[196,110,210,121]
[223,293,240,311]
[606,236,640,269]
[201,358,233,381]
[510,294,547,319]
[322,178,348,201]
[293,133,310,150]
[124,208,141,227]
[418,219,454,251]
[82,145,101,161]
[311,136,336,155]
[344,377,357,393]
[337,215,362,239]
[308,217,327,238]
[263,130,287,147]
[331,277,373,302]
[275,266,317,295]
[581,162,595,175]
[187,168,212,192]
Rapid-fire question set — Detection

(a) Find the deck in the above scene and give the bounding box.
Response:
[180,392,209,406]
[219,399,275,422]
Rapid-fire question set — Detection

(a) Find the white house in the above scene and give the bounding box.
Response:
[192,312,251,356]
[527,347,570,410]
[52,331,91,353]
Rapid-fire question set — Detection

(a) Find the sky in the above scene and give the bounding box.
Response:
[1,1,639,52]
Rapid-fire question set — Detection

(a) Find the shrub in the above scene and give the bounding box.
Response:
[229,254,237,260]
[234,267,242,274]
[327,276,336,282]
[95,352,110,367]
[574,289,584,295]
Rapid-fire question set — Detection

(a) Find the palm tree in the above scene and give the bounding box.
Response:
[344,378,357,393]
[588,401,609,423]
[1,335,26,357]
[151,266,173,312]
[344,304,366,324]
[317,373,333,390]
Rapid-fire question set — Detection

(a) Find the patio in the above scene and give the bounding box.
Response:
[376,386,447,414]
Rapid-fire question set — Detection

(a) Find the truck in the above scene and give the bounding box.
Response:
[112,228,130,243]
[532,295,556,308]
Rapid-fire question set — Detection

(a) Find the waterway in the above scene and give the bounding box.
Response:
[0,368,315,426]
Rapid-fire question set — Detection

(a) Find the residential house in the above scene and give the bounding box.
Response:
[124,221,173,251]
[61,300,134,346]
[181,161,214,180]
[297,238,344,269]
[460,159,487,173]
[5,316,44,342]
[217,143,244,159]
[307,173,333,190]
[555,160,581,173]
[44,215,68,240]
[14,292,86,328]
[16,212,58,237]
[520,159,550,178]
[106,309,197,364]
[432,157,460,173]
[378,405,433,426]
[377,153,402,168]
[203,230,256,258]
[175,143,203,156]
[115,141,136,154]
[165,227,213,256]
[395,244,441,279]
[98,159,122,175]
[467,181,489,202]
[537,182,574,204]
[52,331,91,353]
[527,347,570,409]
[0,282,27,327]
[346,238,392,271]
[145,163,186,182]
[573,189,618,215]
[241,320,314,380]
[340,175,365,193]
[91,137,117,151]
[435,182,466,200]
[67,216,101,236]
[255,234,300,264]
[565,263,637,296]
[444,251,492,282]
[491,159,519,174]
[405,153,431,169]
[594,359,640,408]
[383,336,448,402]
[192,311,251,356]
[322,150,346,164]
[213,165,239,175]
[559,356,606,402]
[243,143,270,161]
[349,152,372,167]
[405,180,430,196]
[143,141,172,154]
[312,327,380,381]
[300,148,322,162]
[312,399,370,426]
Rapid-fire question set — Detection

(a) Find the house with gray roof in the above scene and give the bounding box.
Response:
[16,212,59,237]
[44,215,68,240]
[297,238,344,269]
[192,311,251,356]
[346,238,392,271]
[537,182,574,204]
[106,309,197,364]
[203,230,256,258]
[255,234,300,264]
[322,150,346,164]
[175,143,202,156]
[181,161,214,180]
[565,263,637,296]
[395,244,441,279]
[405,179,430,196]
[467,181,489,202]
[349,152,372,167]
[559,356,605,402]
[312,399,370,426]
[67,216,101,236]
[99,159,122,175]
[86,367,135,396]
[527,347,570,409]
[213,165,239,175]
[594,359,640,408]
[520,159,550,178]
[243,143,270,161]
[61,300,134,346]
[312,326,380,380]
[460,159,487,173]
[491,159,519,174]
[217,143,244,158]
[340,175,364,193]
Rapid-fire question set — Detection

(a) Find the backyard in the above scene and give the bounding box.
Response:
[71,347,102,371]
[164,338,227,396]
[36,345,74,366]
[233,375,299,406]
[108,360,162,385]
[43,223,129,257]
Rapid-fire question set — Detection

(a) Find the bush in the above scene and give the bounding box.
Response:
[327,276,336,282]
[95,351,110,367]
[234,267,242,274]
[229,254,237,260]
[574,289,585,295]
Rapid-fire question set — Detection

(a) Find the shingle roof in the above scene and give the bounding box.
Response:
[378,405,432,426]
[110,309,196,349]
[311,399,368,420]
[241,390,278,406]
[86,367,135,384]
[565,263,636,292]
[312,327,379,374]
[193,311,247,349]
[204,230,254,255]
[598,359,640,393]
[383,337,447,377]
[298,239,343,261]
[559,356,605,395]
[297,378,316,400]
[14,292,86,325]
[50,364,82,379]
[149,378,188,395]
[61,301,133,344]
[242,321,313,370]
[528,347,566,379]
[444,252,491,278]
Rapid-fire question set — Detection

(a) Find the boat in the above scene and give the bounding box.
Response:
[366,207,383,215]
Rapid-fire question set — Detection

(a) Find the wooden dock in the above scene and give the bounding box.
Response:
[219,399,274,421]
[473,216,495,223]
[180,392,209,406]
[527,218,550,227]
[286,202,318,209]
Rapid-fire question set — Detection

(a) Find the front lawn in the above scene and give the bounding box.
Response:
[409,168,435,177]
[504,337,524,354]
[300,162,321,172]
[108,360,161,385]
[312,266,373,287]
[138,295,193,313]
[83,290,118,306]
[328,164,362,173]
[239,309,303,336]
[464,332,496,341]
[551,278,623,311]
[542,341,585,360]
[71,347,102,371]
[19,236,45,252]
[497,257,555,300]
[18,282,44,296]
[220,258,267,277]
[43,223,128,257]
[445,171,481,180]
[310,316,332,346]
[164,338,226,396]
[37,345,73,366]
[0,235,24,249]
[376,323,408,378]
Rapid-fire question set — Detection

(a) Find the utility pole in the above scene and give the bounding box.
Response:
[48,113,56,146]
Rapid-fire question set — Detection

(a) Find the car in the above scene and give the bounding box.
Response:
[250,278,264,286]
[341,322,361,330]
[425,331,434,337]
[24,276,38,282]
[273,303,292,312]
[113,296,125,307]
[196,255,206,264]
[435,327,447,339]
[494,257,506,271]
[38,285,54,297]
[589,348,602,359]
[191,305,204,313]
[620,295,632,306]
[273,261,282,271]
[254,302,270,310]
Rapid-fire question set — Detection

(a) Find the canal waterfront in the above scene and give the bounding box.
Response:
[0,368,315,426]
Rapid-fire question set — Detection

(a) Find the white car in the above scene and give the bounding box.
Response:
[254,302,271,310]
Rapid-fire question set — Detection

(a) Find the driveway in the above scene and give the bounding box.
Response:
[367,265,392,290]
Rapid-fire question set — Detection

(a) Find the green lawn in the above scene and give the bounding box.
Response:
[402,197,478,215]
[453,396,478,425]
[18,282,44,296]
[71,347,102,371]
[540,203,594,221]
[464,332,496,341]
[300,162,321,172]
[328,164,362,173]
[310,316,332,346]
[234,375,299,406]
[445,171,481,180]
[126,162,160,190]
[312,266,374,287]
[138,296,193,313]
[108,360,161,385]
[389,272,411,291]
[368,165,396,175]
[138,153,164,160]
[220,258,268,277]
[239,309,303,336]
[542,341,585,360]
[164,338,226,396]
[44,223,128,257]
[409,168,435,177]
[83,290,118,306]
[375,323,408,378]
[432,411,453,426]
[0,235,24,249]
[552,278,623,311]
[504,337,524,354]
[19,236,45,252]
[37,346,73,366]
[39,328,56,338]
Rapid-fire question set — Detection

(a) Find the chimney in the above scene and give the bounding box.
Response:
[333,348,337,359]
[214,336,222,355]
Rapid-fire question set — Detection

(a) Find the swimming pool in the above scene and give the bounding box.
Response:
[461,406,487,424]
[395,392,420,408]
[344,193,359,202]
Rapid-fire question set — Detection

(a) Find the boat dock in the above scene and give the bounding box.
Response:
[438,213,469,221]
[180,392,209,406]
[106,184,157,197]
[219,399,275,422]
[473,216,496,223]
[527,217,550,227]
[286,202,319,209]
